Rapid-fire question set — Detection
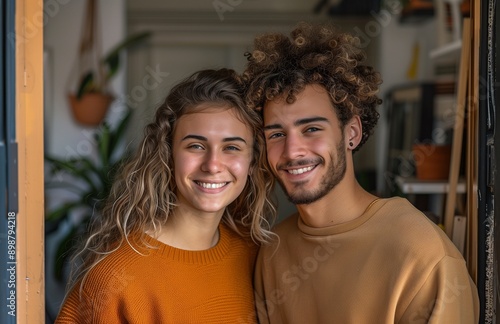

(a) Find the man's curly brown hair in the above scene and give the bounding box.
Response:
[243,22,383,151]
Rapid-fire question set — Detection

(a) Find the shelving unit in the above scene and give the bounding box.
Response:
[382,17,472,255]
[381,76,467,239]
[395,176,466,194]
[381,82,455,196]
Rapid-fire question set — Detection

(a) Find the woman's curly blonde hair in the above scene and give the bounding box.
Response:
[243,22,383,151]
[68,68,276,294]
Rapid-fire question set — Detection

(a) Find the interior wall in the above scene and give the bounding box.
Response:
[375,17,438,193]
[125,1,440,180]
[44,0,126,159]
[125,5,390,220]
[43,0,126,319]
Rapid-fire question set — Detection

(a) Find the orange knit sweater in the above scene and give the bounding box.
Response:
[55,224,258,323]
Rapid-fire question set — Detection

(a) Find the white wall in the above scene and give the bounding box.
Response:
[375,15,438,193]
[126,6,381,220]
[43,0,126,320]
[44,0,126,158]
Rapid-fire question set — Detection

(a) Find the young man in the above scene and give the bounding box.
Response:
[243,22,479,323]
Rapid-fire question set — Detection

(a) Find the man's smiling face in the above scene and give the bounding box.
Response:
[263,85,347,205]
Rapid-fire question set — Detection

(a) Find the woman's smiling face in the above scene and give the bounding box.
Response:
[172,105,254,216]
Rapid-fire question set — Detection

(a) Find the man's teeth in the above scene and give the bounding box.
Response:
[288,166,314,175]
[197,182,227,189]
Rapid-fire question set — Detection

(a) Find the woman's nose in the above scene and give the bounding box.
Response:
[201,150,224,174]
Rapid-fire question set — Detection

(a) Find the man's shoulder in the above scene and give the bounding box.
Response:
[376,197,463,259]
[378,196,419,214]
[377,197,437,228]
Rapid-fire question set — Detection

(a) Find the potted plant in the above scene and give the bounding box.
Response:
[45,110,132,281]
[412,142,452,180]
[68,31,150,126]
[68,0,150,126]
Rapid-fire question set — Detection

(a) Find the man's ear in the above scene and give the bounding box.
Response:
[345,115,362,151]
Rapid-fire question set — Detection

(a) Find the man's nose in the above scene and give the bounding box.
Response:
[282,133,307,160]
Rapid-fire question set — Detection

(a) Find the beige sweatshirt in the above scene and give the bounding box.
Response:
[255,197,479,323]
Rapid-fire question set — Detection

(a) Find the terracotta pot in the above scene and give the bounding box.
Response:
[68,93,114,126]
[412,144,452,180]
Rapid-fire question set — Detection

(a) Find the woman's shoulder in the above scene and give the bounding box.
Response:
[56,243,141,324]
[220,223,259,257]
[221,222,258,245]
[80,239,152,292]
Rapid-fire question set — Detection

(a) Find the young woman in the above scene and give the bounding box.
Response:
[55,68,275,324]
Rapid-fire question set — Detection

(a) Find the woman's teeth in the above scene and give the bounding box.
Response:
[197,182,227,189]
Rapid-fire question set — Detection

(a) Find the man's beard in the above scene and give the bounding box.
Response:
[277,140,347,205]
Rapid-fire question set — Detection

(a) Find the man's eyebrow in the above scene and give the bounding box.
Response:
[181,135,247,144]
[263,124,282,131]
[264,117,329,131]
[294,117,329,126]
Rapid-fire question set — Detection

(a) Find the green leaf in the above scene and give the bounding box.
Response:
[105,55,120,81]
[78,157,101,178]
[102,31,152,81]
[108,110,132,157]
[45,182,86,195]
[47,72,140,282]
[76,72,95,100]
[45,156,99,193]
[98,123,111,168]
[45,201,83,222]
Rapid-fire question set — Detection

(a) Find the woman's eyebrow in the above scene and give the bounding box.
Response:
[182,134,207,141]
[181,134,247,144]
[223,137,247,144]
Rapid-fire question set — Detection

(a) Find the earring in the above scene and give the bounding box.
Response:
[349,142,354,147]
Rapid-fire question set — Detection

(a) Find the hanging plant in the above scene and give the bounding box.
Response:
[67,0,150,126]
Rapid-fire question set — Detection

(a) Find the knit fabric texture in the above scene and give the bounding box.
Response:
[56,223,258,323]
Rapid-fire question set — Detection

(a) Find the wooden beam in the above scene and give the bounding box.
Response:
[444,18,471,239]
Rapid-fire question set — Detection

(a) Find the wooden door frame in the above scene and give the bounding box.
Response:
[15,0,45,322]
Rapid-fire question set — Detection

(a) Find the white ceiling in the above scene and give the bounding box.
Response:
[127,0,317,13]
